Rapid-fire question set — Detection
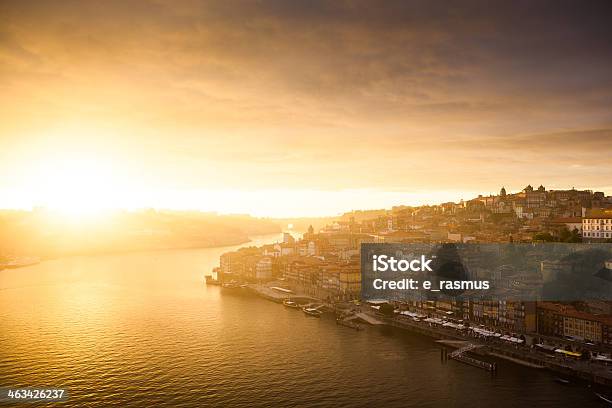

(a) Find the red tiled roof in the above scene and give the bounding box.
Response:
[537,302,612,326]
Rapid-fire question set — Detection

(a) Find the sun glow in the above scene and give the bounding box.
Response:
[19,152,129,220]
[10,149,477,218]
[4,127,477,218]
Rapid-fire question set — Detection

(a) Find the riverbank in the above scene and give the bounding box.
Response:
[228,282,612,387]
[381,312,612,386]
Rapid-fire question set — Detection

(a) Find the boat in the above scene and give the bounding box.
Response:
[595,393,612,405]
[283,299,300,309]
[222,281,245,292]
[554,377,571,385]
[336,317,363,331]
[303,307,323,317]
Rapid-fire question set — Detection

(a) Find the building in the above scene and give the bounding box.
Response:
[582,209,612,241]
[219,248,274,282]
[255,257,273,280]
[470,300,536,333]
[536,302,564,338]
[537,302,612,344]
[338,263,361,299]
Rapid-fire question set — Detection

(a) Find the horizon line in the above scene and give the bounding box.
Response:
[0,184,609,219]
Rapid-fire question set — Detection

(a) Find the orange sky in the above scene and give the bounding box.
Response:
[1,1,611,217]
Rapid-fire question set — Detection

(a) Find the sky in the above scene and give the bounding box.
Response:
[1,0,612,217]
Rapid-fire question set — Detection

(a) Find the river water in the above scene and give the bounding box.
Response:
[0,234,602,407]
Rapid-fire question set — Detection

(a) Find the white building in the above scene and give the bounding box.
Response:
[582,209,612,241]
[255,257,273,280]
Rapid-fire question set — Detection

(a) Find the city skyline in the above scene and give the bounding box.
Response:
[2,1,612,217]
[3,183,609,219]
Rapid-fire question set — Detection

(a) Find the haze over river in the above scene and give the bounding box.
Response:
[0,234,601,407]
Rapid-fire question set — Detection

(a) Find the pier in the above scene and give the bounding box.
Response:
[446,343,496,372]
[245,284,318,304]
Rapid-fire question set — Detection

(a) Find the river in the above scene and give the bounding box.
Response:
[0,233,602,407]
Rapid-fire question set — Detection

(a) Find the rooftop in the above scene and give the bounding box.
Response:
[584,209,612,219]
[537,302,612,326]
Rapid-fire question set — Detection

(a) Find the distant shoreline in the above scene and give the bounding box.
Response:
[2,230,291,269]
[8,237,258,266]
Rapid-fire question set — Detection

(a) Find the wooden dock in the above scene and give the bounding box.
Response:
[445,343,496,372]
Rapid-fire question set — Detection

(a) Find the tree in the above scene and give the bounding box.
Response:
[559,227,581,243]
[533,232,555,242]
[567,227,581,243]
[558,227,571,242]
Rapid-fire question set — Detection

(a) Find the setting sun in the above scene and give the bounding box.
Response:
[20,151,125,217]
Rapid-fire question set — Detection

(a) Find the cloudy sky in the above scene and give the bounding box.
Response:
[1,0,611,216]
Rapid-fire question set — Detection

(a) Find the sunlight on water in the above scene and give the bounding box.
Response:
[0,234,597,407]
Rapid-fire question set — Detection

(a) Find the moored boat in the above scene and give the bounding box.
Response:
[595,393,612,405]
[336,318,363,331]
[303,307,323,317]
[283,299,300,309]
[221,281,246,292]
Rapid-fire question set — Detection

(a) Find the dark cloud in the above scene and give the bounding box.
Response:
[2,0,612,127]
[1,0,611,195]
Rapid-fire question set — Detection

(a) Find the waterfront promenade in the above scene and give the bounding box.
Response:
[378,312,612,386]
[239,282,612,387]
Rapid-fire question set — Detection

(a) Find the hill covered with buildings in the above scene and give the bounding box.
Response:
[215,185,612,350]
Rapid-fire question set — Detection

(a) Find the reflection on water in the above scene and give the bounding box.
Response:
[0,234,600,407]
